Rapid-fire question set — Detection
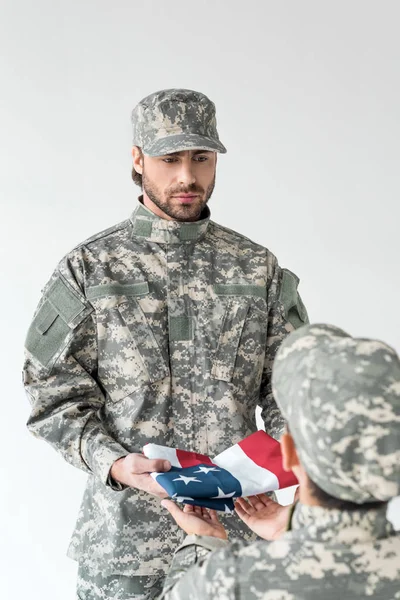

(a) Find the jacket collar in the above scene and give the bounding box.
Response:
[130,198,211,244]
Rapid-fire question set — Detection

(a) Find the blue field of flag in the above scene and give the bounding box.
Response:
[155,463,243,512]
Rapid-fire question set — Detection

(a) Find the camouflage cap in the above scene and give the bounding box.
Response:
[131,88,227,156]
[272,323,400,503]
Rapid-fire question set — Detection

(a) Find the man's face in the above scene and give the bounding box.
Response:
[133,148,217,222]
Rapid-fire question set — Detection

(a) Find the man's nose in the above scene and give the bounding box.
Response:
[178,162,196,186]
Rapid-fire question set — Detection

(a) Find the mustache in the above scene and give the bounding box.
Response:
[168,184,204,195]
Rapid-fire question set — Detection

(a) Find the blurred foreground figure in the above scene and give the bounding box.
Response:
[161,323,400,599]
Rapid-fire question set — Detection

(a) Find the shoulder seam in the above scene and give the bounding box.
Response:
[73,219,131,250]
[209,220,267,248]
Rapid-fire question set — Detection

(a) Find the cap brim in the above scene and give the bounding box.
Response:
[143,133,227,156]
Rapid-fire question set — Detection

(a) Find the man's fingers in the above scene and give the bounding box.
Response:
[235,498,252,515]
[150,458,171,472]
[257,494,273,507]
[147,479,169,498]
[129,473,168,498]
[201,507,211,519]
[242,497,259,513]
[161,499,183,523]
[235,502,250,522]
[247,496,264,511]
[209,509,220,523]
[129,454,171,474]
[183,504,216,521]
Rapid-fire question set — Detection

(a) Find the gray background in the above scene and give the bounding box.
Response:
[1,1,399,598]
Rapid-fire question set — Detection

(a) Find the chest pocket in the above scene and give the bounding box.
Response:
[211,284,268,389]
[88,283,169,403]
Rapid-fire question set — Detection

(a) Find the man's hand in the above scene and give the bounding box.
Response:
[110,454,171,498]
[161,500,228,540]
[235,493,294,541]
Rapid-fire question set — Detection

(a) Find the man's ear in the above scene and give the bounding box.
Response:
[132,146,144,174]
[281,432,300,472]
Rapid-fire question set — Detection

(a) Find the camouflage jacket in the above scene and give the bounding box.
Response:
[23,201,307,576]
[161,502,400,599]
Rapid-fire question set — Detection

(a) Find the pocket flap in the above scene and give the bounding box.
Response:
[213,284,265,299]
[36,301,58,334]
[25,300,70,368]
[47,277,87,326]
[211,300,249,382]
[87,282,150,301]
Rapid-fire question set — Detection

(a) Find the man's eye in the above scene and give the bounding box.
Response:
[163,157,178,163]
[194,156,208,162]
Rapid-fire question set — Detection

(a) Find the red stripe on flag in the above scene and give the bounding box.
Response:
[238,431,297,488]
[176,449,214,468]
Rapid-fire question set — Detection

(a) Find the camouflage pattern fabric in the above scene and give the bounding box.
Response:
[76,564,163,600]
[23,200,307,577]
[160,324,400,599]
[161,503,400,599]
[131,89,227,156]
[272,323,400,503]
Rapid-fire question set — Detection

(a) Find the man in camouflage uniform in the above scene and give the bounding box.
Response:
[22,89,308,599]
[161,323,400,599]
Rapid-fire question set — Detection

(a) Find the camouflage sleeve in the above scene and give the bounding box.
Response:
[22,258,128,487]
[258,260,309,439]
[161,536,244,600]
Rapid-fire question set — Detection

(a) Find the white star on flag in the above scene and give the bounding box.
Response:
[211,487,236,499]
[193,466,220,474]
[172,494,195,502]
[172,475,202,485]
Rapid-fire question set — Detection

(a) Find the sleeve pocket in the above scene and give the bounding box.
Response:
[25,276,90,369]
[279,269,309,329]
[25,299,71,368]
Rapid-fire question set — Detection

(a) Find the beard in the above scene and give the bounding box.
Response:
[142,170,216,222]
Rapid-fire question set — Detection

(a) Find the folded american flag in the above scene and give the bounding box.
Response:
[143,430,297,512]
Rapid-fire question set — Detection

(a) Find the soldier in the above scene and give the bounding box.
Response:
[161,323,400,599]
[22,88,308,599]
